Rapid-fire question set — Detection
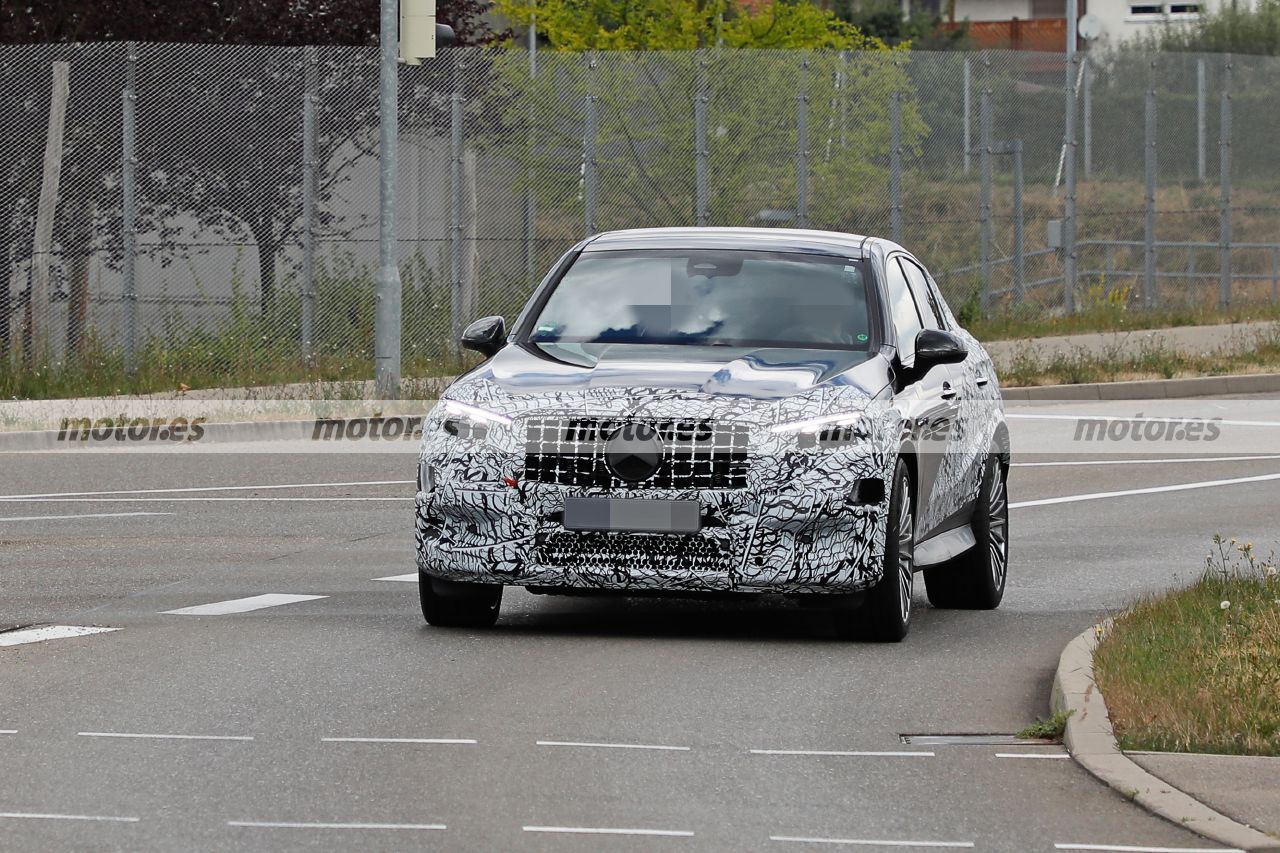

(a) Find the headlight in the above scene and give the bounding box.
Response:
[438,400,512,441]
[769,412,863,435]
[440,400,513,426]
[771,412,867,450]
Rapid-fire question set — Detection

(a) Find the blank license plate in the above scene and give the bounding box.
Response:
[562,497,701,534]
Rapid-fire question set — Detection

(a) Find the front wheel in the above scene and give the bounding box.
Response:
[419,569,503,627]
[923,455,1008,610]
[833,458,914,642]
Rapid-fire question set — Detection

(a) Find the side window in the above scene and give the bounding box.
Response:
[885,258,924,363]
[900,258,945,330]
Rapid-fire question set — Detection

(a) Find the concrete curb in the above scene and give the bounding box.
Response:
[1003,371,1280,401]
[1051,626,1280,853]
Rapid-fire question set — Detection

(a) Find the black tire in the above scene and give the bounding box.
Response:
[833,459,914,642]
[923,455,1008,610]
[418,569,503,627]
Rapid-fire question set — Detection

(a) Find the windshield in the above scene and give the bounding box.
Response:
[526,250,873,350]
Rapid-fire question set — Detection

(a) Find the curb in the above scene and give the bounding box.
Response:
[1051,626,1280,853]
[1004,371,1280,401]
[0,417,424,452]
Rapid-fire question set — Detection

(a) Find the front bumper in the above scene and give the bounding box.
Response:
[415,451,891,594]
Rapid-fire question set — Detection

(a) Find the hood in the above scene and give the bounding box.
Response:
[461,342,890,401]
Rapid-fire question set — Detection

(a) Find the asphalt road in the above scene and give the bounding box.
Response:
[1,396,1278,852]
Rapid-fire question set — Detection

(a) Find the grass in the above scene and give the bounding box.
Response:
[1093,536,1280,756]
[969,301,1280,343]
[1017,710,1074,742]
[999,323,1280,387]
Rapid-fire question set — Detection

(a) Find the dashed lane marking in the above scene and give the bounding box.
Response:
[0,811,139,823]
[0,625,118,647]
[1054,840,1244,845]
[373,573,418,582]
[994,752,1069,759]
[162,593,327,616]
[523,826,694,837]
[750,749,934,757]
[228,820,445,831]
[78,732,254,741]
[771,836,974,848]
[0,480,413,500]
[321,737,475,745]
[0,511,174,522]
[537,740,690,751]
[1010,471,1280,510]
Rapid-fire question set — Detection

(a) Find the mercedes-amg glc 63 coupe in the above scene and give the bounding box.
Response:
[415,228,1009,641]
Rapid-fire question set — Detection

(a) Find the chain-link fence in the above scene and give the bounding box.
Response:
[2,45,1277,392]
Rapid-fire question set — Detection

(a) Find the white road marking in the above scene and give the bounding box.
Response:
[994,752,1069,759]
[1013,454,1280,467]
[523,826,694,837]
[162,593,327,616]
[0,730,15,735]
[228,820,445,831]
[0,511,174,522]
[0,811,139,823]
[771,836,974,848]
[1010,471,1280,510]
[0,480,412,501]
[537,740,690,752]
[78,732,254,741]
[1054,840,1244,845]
[0,625,118,647]
[321,737,475,745]
[1007,413,1280,428]
[3,497,406,503]
[750,749,935,757]
[373,573,418,582]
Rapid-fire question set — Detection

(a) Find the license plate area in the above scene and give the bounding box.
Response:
[562,497,701,534]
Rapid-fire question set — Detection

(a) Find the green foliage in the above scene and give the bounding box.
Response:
[497,0,887,50]
[835,0,970,50]
[1141,0,1280,55]
[1017,710,1073,741]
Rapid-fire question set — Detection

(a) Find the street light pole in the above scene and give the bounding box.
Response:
[376,0,401,398]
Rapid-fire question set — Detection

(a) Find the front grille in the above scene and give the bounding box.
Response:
[523,417,749,489]
[535,530,729,573]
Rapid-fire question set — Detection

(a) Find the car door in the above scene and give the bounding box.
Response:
[901,255,990,527]
[884,254,958,541]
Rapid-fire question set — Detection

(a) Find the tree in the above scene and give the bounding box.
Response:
[835,0,970,50]
[1141,0,1280,54]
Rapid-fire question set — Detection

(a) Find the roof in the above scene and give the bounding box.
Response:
[583,227,891,259]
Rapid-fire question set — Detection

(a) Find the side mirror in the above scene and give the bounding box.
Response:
[913,328,968,371]
[461,315,506,357]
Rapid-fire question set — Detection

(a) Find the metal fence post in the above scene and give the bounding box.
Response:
[375,0,401,397]
[1063,52,1080,314]
[583,56,598,235]
[1219,56,1232,310]
[695,51,708,227]
[525,35,537,287]
[300,45,318,363]
[1196,57,1207,183]
[1013,140,1025,305]
[979,89,992,311]
[796,58,809,228]
[890,91,902,244]
[1144,75,1157,309]
[449,57,465,349]
[122,43,138,374]
[1082,54,1092,180]
[963,57,972,174]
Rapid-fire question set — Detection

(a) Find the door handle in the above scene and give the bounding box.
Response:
[976,375,990,387]
[940,383,959,401]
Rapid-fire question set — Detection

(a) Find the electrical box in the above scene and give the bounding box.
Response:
[400,0,452,63]
[1047,219,1063,249]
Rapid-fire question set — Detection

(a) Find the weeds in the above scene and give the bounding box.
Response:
[1017,710,1075,742]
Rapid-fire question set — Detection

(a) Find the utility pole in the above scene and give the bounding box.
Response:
[376,0,454,398]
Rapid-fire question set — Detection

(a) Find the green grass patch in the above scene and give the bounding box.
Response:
[1017,710,1074,742]
[970,301,1280,343]
[998,324,1280,387]
[1093,536,1280,756]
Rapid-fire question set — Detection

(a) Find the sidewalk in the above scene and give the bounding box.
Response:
[983,319,1279,370]
[1129,752,1280,839]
